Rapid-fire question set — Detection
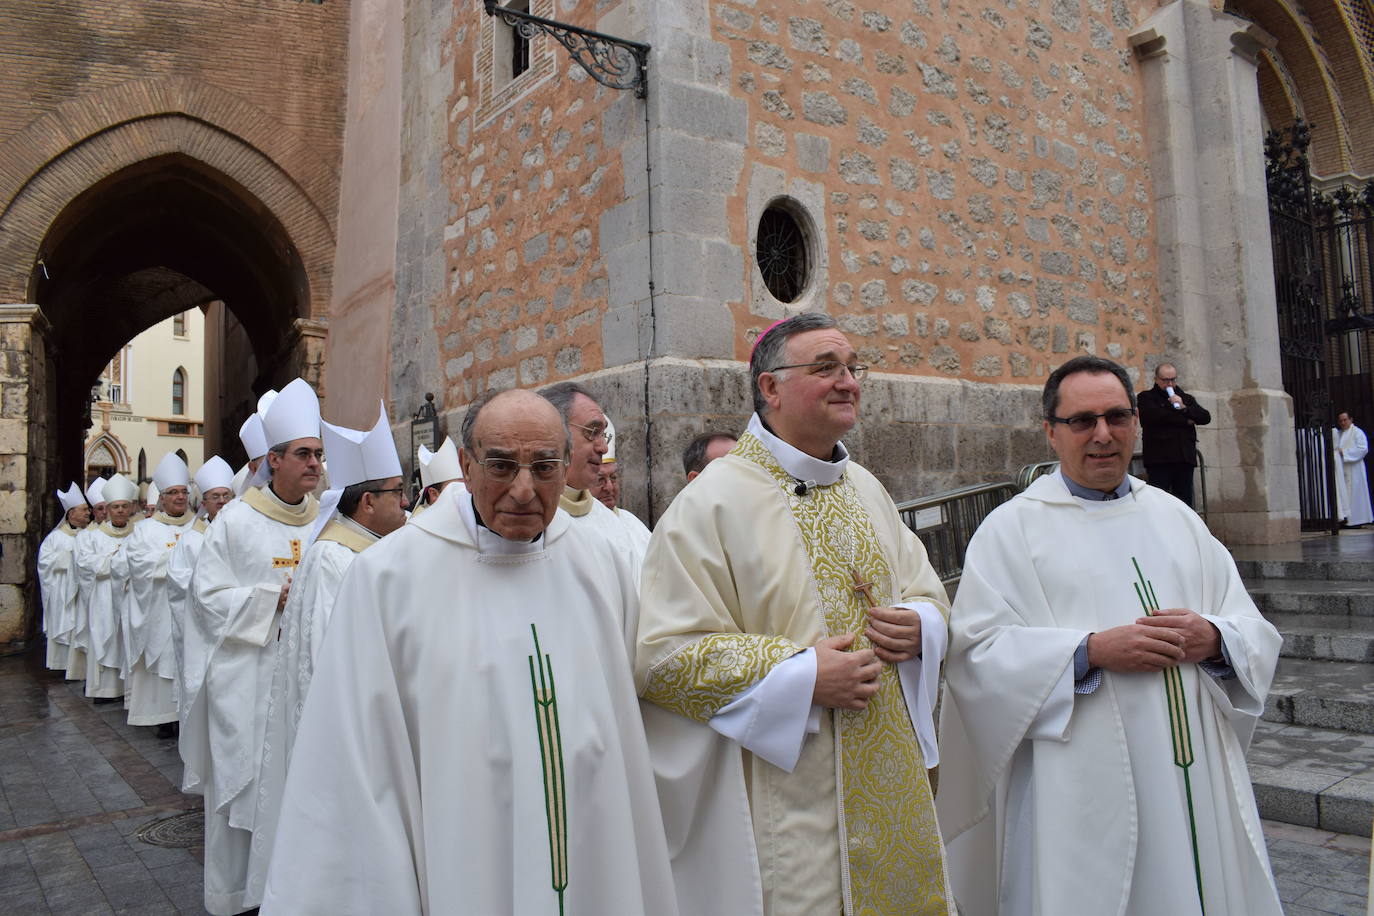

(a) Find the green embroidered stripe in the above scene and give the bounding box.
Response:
[643,634,804,723]
[527,625,568,913]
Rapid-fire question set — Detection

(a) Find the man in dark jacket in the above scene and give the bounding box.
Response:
[1137,362,1211,507]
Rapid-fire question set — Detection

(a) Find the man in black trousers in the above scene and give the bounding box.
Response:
[1137,362,1211,507]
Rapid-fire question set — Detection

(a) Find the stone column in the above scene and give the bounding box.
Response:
[0,305,52,652]
[1131,1,1299,544]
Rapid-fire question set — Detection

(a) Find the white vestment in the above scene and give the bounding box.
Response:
[1335,424,1373,525]
[74,522,133,699]
[244,515,378,908]
[635,416,952,916]
[181,486,318,916]
[938,473,1283,916]
[123,512,199,726]
[168,524,206,717]
[259,486,676,916]
[612,505,653,554]
[561,486,648,598]
[37,521,81,670]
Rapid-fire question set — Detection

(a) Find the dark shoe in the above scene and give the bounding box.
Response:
[156,722,178,739]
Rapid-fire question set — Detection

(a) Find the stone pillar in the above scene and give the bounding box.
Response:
[1131,2,1299,544]
[0,305,52,652]
[292,317,330,397]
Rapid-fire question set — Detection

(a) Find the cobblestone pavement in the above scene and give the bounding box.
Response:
[1,647,1370,915]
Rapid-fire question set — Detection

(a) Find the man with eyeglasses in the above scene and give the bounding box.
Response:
[636,313,955,916]
[542,381,651,591]
[259,388,675,915]
[244,402,408,909]
[1137,361,1211,507]
[938,355,1282,916]
[182,378,323,916]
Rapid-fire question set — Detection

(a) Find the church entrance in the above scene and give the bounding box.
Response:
[1266,120,1374,532]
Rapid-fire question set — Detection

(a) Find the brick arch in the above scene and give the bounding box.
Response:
[1258,49,1305,129]
[1286,0,1374,173]
[0,115,334,314]
[0,76,337,236]
[1228,0,1354,174]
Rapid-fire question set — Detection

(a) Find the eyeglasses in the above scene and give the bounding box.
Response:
[1047,408,1137,433]
[570,422,613,444]
[767,360,869,381]
[473,457,568,481]
[366,487,405,497]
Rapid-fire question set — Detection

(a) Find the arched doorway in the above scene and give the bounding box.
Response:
[1,148,333,651]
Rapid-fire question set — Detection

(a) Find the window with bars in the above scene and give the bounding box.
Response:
[173,312,187,337]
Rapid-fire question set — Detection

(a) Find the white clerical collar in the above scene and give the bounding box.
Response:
[1059,468,1132,502]
[457,490,545,556]
[747,413,849,486]
[336,513,382,543]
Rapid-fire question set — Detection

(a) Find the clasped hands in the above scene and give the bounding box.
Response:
[812,606,921,710]
[1087,608,1221,674]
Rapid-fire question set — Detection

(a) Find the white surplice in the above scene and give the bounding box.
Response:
[259,486,676,916]
[123,512,199,726]
[244,515,378,908]
[74,522,133,699]
[37,521,81,670]
[612,505,653,554]
[938,472,1283,916]
[180,486,317,916]
[1335,424,1373,525]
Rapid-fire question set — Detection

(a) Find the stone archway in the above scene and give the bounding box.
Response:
[0,116,336,651]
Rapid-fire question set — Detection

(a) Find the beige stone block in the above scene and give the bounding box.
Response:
[0,584,27,645]
[0,418,25,453]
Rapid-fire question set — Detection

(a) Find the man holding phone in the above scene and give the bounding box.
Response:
[1138,362,1211,508]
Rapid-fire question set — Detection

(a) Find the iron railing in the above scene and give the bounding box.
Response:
[896,482,1017,587]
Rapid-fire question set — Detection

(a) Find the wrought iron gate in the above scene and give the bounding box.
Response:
[1265,123,1339,532]
[1266,121,1374,531]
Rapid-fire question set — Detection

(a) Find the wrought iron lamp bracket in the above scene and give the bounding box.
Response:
[483,0,650,98]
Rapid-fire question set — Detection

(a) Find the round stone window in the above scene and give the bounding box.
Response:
[756,203,810,303]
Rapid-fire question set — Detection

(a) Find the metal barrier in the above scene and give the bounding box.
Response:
[900,451,1212,589]
[895,482,1018,586]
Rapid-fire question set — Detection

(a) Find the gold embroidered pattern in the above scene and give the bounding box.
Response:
[734,432,952,916]
[643,633,803,723]
[271,540,303,570]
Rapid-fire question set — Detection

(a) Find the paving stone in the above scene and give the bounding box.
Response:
[42,877,114,911]
[35,862,96,891]
[1320,776,1374,837]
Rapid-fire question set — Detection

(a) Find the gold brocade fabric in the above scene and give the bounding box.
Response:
[97,520,136,539]
[315,520,374,554]
[152,510,195,527]
[558,487,594,518]
[642,633,804,723]
[734,432,951,916]
[242,486,319,527]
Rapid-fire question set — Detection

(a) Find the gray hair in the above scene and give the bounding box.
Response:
[749,313,839,415]
[461,388,572,455]
[540,381,598,422]
[265,442,288,479]
[1042,356,1137,418]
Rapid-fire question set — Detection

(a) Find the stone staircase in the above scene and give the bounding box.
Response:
[1237,533,1374,838]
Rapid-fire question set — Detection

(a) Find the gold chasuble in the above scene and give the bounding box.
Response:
[638,428,954,916]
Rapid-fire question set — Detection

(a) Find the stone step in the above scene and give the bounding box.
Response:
[1265,657,1374,734]
[1266,614,1374,663]
[1248,720,1374,837]
[1235,557,1374,582]
[1247,578,1374,618]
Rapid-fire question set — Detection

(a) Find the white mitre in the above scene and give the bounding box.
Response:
[152,452,190,491]
[195,456,236,494]
[86,477,108,506]
[239,414,269,461]
[418,437,462,488]
[102,474,140,504]
[310,401,403,542]
[602,417,617,464]
[262,378,321,449]
[57,482,85,512]
[145,483,160,509]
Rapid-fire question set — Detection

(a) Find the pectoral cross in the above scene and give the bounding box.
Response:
[850,566,878,608]
[272,539,303,570]
[166,533,181,549]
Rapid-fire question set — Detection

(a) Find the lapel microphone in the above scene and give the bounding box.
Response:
[794,479,817,496]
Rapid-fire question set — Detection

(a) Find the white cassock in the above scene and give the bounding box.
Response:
[259,485,676,916]
[74,522,133,699]
[244,514,379,908]
[181,486,318,916]
[938,472,1283,916]
[612,505,653,554]
[560,487,649,604]
[37,520,82,670]
[123,511,202,726]
[1335,424,1373,525]
[64,525,99,682]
